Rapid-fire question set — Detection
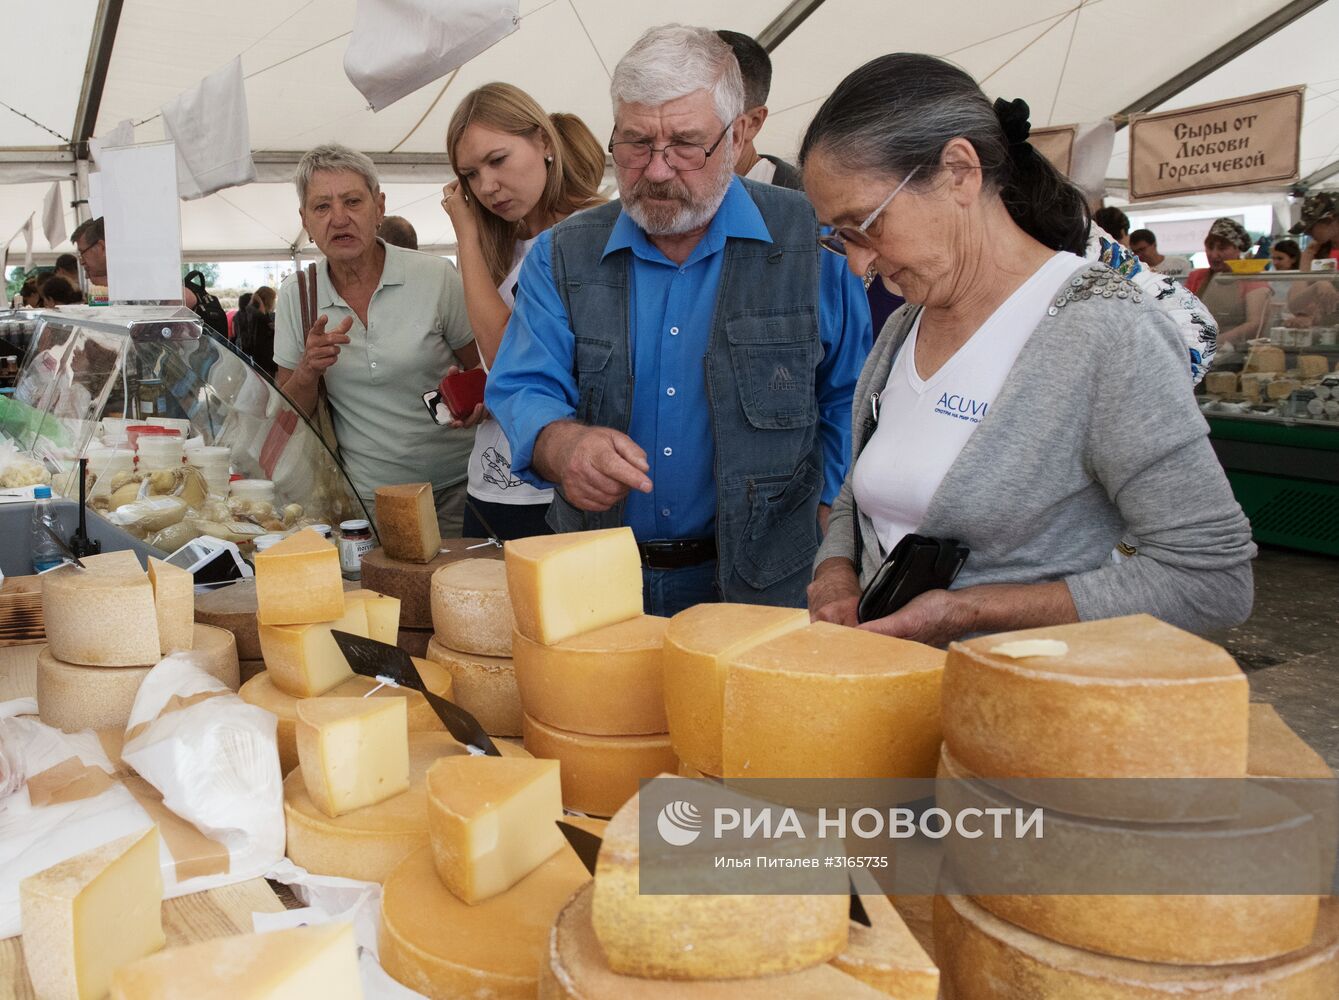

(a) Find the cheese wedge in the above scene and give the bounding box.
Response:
[20,827,165,1000]
[427,756,564,904]
[296,697,410,818]
[431,559,514,656]
[522,714,677,817]
[831,891,940,998]
[110,923,361,999]
[504,527,642,645]
[147,557,194,654]
[663,604,811,775]
[253,530,345,625]
[42,553,161,667]
[360,541,504,629]
[258,596,369,698]
[375,482,441,563]
[345,589,401,645]
[426,636,523,737]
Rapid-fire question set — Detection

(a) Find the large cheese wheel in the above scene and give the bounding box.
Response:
[934,894,1339,999]
[832,892,940,998]
[512,616,668,734]
[430,559,514,656]
[380,829,598,1000]
[361,541,503,628]
[1250,703,1339,881]
[522,714,677,817]
[41,554,161,666]
[938,746,1321,965]
[238,658,265,685]
[425,636,522,737]
[184,623,240,691]
[239,659,453,774]
[397,627,432,658]
[284,731,530,881]
[541,883,891,999]
[722,622,944,779]
[194,578,263,659]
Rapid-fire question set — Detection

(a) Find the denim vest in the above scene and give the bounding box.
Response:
[546,179,823,607]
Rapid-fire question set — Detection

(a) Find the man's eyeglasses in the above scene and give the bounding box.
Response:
[75,238,102,259]
[608,125,731,172]
[818,167,920,257]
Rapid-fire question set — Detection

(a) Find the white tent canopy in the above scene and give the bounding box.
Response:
[1,0,1336,262]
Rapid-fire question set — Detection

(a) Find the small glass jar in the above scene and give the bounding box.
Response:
[308,523,334,540]
[339,519,374,579]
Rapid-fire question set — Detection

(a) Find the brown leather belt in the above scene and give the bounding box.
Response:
[637,537,717,570]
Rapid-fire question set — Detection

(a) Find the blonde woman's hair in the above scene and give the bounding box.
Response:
[446,82,606,285]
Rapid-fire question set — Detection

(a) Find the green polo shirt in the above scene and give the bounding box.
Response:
[274,241,476,504]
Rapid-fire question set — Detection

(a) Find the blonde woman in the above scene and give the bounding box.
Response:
[442,82,606,539]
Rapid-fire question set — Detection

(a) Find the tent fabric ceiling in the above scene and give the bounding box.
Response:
[0,0,1334,258]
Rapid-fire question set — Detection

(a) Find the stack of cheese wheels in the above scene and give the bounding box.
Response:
[505,528,678,816]
[424,557,524,737]
[933,615,1339,990]
[535,786,940,998]
[194,577,267,682]
[663,604,946,779]
[37,551,240,731]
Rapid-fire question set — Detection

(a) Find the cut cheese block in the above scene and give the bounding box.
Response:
[397,626,432,658]
[542,882,890,1000]
[296,697,410,818]
[20,826,164,1000]
[375,482,441,563]
[943,616,1249,819]
[426,755,564,904]
[1244,343,1287,373]
[1299,354,1331,379]
[109,923,360,1000]
[591,791,848,979]
[939,745,1321,965]
[663,604,810,775]
[258,596,369,697]
[147,557,194,655]
[361,540,504,628]
[722,622,945,779]
[345,589,400,644]
[195,579,263,660]
[512,616,669,735]
[1203,371,1238,395]
[238,660,452,774]
[934,893,1339,999]
[42,553,161,667]
[430,559,514,656]
[1267,378,1299,400]
[253,530,344,625]
[522,713,677,817]
[380,824,602,1000]
[425,636,522,737]
[504,527,642,645]
[831,892,940,999]
[284,731,530,881]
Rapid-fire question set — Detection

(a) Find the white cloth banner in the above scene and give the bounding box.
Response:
[344,0,518,112]
[19,215,33,271]
[42,182,67,250]
[88,119,135,169]
[160,57,257,200]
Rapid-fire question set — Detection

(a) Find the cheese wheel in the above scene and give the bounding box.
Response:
[284,731,530,881]
[522,713,677,817]
[542,883,891,1000]
[361,541,503,628]
[374,482,441,563]
[238,658,265,684]
[831,892,940,998]
[943,615,1248,818]
[1250,704,1339,881]
[253,530,345,625]
[1244,344,1287,373]
[934,894,1339,999]
[185,623,240,691]
[425,636,522,737]
[504,528,643,645]
[194,579,263,660]
[1203,371,1239,395]
[380,832,597,1000]
[512,616,668,734]
[723,622,945,779]
[42,555,161,666]
[1299,355,1331,379]
[239,659,453,774]
[677,762,719,779]
[430,559,514,656]
[663,604,810,776]
[397,627,432,658]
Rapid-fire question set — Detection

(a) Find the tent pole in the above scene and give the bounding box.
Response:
[756,0,827,52]
[71,0,125,158]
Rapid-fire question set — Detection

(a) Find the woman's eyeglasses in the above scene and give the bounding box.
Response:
[818,167,920,257]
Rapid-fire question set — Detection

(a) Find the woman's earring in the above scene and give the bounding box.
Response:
[545,155,553,165]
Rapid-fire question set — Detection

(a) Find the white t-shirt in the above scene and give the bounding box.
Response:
[467,237,552,505]
[852,252,1088,554]
[744,157,777,185]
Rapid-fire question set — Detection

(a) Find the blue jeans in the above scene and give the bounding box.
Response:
[642,560,720,618]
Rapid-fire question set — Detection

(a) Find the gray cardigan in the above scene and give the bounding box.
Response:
[815,264,1256,633]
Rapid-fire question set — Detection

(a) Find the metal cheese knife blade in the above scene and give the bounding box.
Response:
[557,820,602,876]
[849,882,872,928]
[42,522,86,570]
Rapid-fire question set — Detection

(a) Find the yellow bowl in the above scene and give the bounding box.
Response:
[1225,258,1269,273]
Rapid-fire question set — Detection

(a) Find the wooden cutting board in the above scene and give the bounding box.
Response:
[2,877,287,998]
[0,576,43,648]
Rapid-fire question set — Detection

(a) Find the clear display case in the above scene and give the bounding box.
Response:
[0,306,370,557]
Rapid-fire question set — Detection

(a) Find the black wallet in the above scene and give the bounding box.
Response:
[856,533,970,624]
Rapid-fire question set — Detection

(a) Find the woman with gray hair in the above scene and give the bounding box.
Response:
[801,54,1254,645]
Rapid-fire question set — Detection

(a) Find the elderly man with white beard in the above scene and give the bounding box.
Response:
[486,24,870,615]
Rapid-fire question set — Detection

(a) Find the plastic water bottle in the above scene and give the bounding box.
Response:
[30,485,64,573]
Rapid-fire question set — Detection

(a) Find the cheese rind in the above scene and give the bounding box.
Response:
[296,697,410,818]
[512,616,669,734]
[522,713,677,817]
[831,892,940,999]
[147,557,194,655]
[426,756,564,904]
[253,530,345,625]
[375,482,441,563]
[109,923,361,1000]
[425,636,522,737]
[20,827,165,1000]
[361,541,504,628]
[504,528,642,645]
[42,553,162,667]
[194,579,263,659]
[723,622,945,779]
[430,559,514,656]
[258,596,369,697]
[184,623,240,690]
[663,604,814,775]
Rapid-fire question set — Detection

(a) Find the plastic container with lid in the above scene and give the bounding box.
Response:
[230,479,277,504]
[308,523,333,539]
[338,519,374,579]
[253,533,287,553]
[136,435,185,469]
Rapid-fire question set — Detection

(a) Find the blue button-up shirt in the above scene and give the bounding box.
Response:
[488,177,871,542]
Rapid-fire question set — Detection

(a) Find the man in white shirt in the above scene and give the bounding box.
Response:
[716,30,801,190]
[1130,228,1193,282]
